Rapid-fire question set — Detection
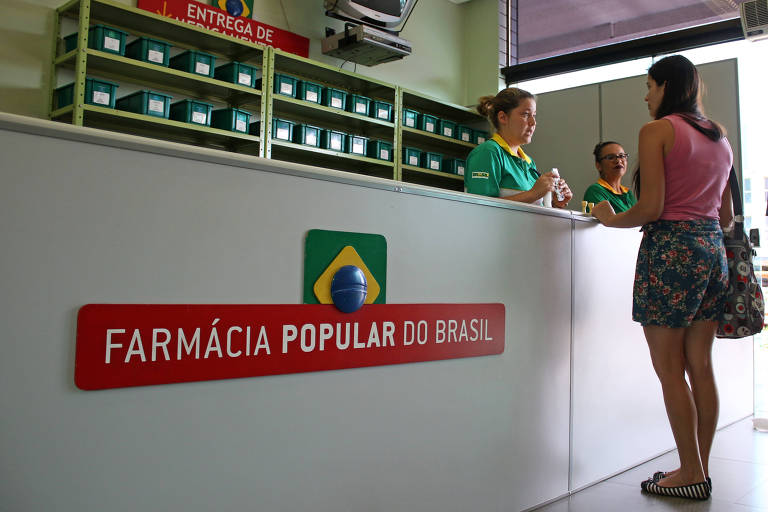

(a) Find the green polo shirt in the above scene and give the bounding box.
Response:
[465,134,539,197]
[583,179,637,213]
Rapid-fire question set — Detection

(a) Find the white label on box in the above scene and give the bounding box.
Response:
[92,91,110,105]
[405,117,415,127]
[409,155,418,165]
[236,119,246,132]
[306,132,317,145]
[355,102,366,114]
[430,160,439,170]
[192,111,207,124]
[381,149,389,160]
[353,141,363,154]
[195,62,210,75]
[148,49,164,63]
[306,90,318,102]
[331,138,342,150]
[443,127,452,137]
[148,99,164,113]
[426,121,434,132]
[457,165,465,176]
[378,108,388,119]
[104,36,120,51]
[461,132,470,141]
[280,82,293,95]
[331,97,342,108]
[277,127,289,140]
[238,72,251,86]
[477,136,486,143]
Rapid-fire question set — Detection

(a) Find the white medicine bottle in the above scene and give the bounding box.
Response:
[551,168,564,202]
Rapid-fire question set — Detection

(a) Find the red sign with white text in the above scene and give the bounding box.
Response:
[75,304,505,390]
[138,0,309,57]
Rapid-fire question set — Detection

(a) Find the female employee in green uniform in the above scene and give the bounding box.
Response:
[583,141,637,212]
[465,87,572,208]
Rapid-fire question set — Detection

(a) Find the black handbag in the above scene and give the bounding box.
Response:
[717,167,765,338]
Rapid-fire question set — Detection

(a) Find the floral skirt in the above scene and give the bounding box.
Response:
[633,219,728,328]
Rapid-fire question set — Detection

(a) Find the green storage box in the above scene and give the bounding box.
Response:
[215,61,258,88]
[473,129,490,144]
[321,129,347,152]
[443,158,466,176]
[297,80,323,104]
[421,152,442,171]
[439,119,456,138]
[272,73,298,97]
[367,140,393,161]
[294,124,322,147]
[125,37,172,66]
[169,99,213,126]
[370,101,392,122]
[271,117,295,141]
[169,50,216,77]
[323,87,347,110]
[402,108,419,128]
[402,147,422,167]
[64,25,128,55]
[418,113,438,133]
[211,108,250,133]
[346,134,368,155]
[55,77,119,109]
[347,94,371,116]
[116,89,172,118]
[457,125,473,142]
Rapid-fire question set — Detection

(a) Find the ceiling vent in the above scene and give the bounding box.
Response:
[740,0,768,41]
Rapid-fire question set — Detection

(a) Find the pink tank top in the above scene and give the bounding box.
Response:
[660,114,733,220]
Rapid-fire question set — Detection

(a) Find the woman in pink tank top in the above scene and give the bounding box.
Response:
[592,55,734,501]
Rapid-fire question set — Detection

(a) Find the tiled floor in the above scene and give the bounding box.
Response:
[533,417,768,511]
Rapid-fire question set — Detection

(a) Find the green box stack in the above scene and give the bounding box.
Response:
[169,50,216,77]
[169,99,213,126]
[402,147,422,167]
[321,129,347,152]
[402,109,419,128]
[297,81,323,104]
[116,90,172,118]
[125,37,172,66]
[368,140,393,161]
[370,101,392,122]
[215,61,258,88]
[294,124,322,147]
[439,119,456,138]
[421,152,442,171]
[211,108,251,133]
[347,94,371,116]
[55,77,119,109]
[442,158,466,176]
[271,118,295,141]
[346,134,368,155]
[323,87,347,110]
[418,113,438,133]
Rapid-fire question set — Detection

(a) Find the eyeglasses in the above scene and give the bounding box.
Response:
[599,153,629,162]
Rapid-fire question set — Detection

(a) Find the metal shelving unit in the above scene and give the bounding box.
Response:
[49,0,483,190]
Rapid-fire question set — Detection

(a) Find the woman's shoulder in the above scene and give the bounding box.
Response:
[640,118,674,139]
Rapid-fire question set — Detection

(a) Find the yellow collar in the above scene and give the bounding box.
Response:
[492,133,531,163]
[597,178,629,194]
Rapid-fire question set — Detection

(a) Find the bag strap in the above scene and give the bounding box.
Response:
[728,166,744,240]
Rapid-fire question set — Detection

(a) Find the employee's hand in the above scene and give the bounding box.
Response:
[531,172,557,199]
[591,200,616,224]
[552,179,573,209]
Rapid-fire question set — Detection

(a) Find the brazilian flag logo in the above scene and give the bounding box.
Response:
[217,0,252,18]
[304,229,387,305]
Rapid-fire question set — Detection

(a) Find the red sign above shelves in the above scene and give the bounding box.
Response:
[75,303,505,390]
[138,0,309,58]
